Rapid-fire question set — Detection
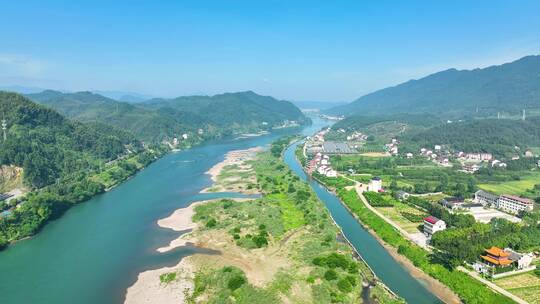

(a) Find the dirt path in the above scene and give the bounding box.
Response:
[338,174,461,304]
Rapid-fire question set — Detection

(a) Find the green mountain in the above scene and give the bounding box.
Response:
[327,55,540,117]
[0,91,138,188]
[400,117,540,157]
[140,91,309,129]
[27,90,308,142]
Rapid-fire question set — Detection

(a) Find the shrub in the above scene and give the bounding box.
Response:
[206,218,217,228]
[159,272,177,284]
[324,269,338,281]
[337,278,353,293]
[228,274,246,290]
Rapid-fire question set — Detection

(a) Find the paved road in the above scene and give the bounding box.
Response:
[339,174,429,249]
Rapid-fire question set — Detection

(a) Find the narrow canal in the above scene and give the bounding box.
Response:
[283,139,442,304]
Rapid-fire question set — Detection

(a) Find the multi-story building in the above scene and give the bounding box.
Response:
[367,177,382,192]
[497,195,534,214]
[474,190,499,207]
[423,216,446,237]
[475,191,534,214]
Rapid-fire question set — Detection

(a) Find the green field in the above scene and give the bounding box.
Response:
[494,272,540,304]
[478,171,540,197]
[375,201,426,233]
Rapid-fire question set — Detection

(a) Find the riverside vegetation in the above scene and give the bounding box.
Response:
[328,185,515,304]
[0,90,309,250]
[183,137,401,303]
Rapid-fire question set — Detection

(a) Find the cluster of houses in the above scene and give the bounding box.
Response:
[171,133,189,146]
[416,146,515,173]
[307,153,337,178]
[385,139,399,155]
[475,190,535,214]
[272,120,299,129]
[305,129,329,155]
[419,146,451,167]
[346,131,368,142]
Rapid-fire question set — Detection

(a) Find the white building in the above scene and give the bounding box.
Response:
[505,248,534,269]
[466,153,493,161]
[406,153,413,159]
[434,145,442,151]
[368,177,382,192]
[423,216,446,237]
[497,195,534,214]
[325,169,337,178]
[182,133,188,140]
[474,190,499,207]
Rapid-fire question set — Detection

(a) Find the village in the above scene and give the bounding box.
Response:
[302,126,540,302]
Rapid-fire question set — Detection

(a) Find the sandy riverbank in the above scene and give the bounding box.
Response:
[124,257,194,304]
[124,202,202,304]
[201,147,262,194]
[125,197,257,304]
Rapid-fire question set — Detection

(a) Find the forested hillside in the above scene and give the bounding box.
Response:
[140,91,309,129]
[0,92,166,248]
[27,90,309,142]
[327,55,540,117]
[332,113,442,130]
[0,92,138,188]
[401,117,540,156]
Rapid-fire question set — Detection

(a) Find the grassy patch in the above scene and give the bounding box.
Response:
[159,272,177,284]
[478,172,540,196]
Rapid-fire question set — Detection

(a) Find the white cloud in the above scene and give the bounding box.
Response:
[0,54,46,76]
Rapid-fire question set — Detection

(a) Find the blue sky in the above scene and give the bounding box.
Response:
[1,0,540,101]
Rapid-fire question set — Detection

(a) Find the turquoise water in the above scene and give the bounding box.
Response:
[283,140,441,304]
[0,117,439,303]
[0,127,306,304]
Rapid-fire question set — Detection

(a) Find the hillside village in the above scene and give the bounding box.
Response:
[301,125,540,302]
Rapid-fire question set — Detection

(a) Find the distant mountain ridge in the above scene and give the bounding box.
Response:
[26,90,309,142]
[327,55,540,117]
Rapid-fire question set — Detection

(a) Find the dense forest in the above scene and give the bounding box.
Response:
[28,90,309,142]
[332,113,442,130]
[0,92,139,188]
[327,55,540,117]
[0,92,170,248]
[401,117,540,156]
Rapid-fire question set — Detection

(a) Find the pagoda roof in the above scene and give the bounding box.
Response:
[481,255,512,266]
[485,246,510,257]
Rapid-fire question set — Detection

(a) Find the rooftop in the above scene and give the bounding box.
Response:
[424,215,441,224]
[500,195,534,205]
[485,246,510,257]
[322,141,357,154]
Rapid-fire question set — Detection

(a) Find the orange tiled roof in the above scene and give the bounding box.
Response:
[485,246,510,257]
[481,255,512,266]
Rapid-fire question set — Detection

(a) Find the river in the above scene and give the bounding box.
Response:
[0,116,439,303]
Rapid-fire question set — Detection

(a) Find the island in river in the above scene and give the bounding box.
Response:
[125,138,402,304]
